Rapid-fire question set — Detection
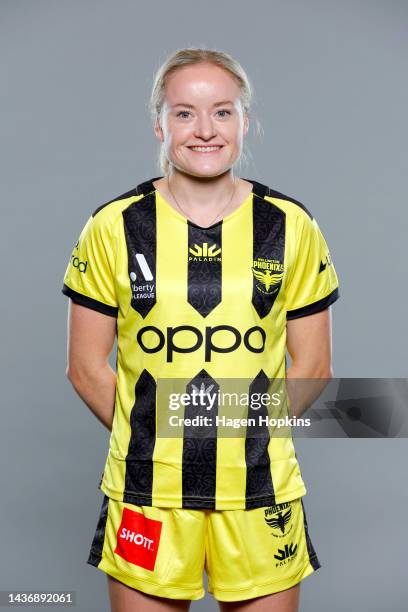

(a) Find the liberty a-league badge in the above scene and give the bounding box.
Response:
[129,253,155,300]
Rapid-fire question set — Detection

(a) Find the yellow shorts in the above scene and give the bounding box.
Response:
[87,494,321,602]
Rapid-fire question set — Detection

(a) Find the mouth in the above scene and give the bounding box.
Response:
[187,145,224,154]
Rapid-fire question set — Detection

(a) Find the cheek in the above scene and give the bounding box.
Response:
[224,129,243,151]
[223,118,243,145]
[165,121,191,146]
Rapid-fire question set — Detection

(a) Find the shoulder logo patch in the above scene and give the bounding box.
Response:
[70,240,88,273]
[319,252,332,273]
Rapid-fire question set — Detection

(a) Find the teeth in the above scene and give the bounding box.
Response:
[190,146,222,152]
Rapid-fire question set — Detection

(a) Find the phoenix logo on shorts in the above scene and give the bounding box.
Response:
[114,507,162,571]
[189,242,221,262]
[264,502,293,538]
[274,542,298,567]
[252,257,284,295]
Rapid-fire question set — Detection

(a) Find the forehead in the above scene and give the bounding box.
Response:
[164,63,241,104]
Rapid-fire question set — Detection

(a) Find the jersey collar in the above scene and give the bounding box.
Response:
[135,177,271,201]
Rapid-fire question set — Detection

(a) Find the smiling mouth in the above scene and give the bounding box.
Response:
[188,145,224,153]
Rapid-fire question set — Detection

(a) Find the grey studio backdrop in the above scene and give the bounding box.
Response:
[1,1,407,611]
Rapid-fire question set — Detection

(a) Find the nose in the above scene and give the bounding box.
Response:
[194,112,217,141]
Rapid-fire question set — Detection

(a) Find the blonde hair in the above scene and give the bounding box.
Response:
[148,47,261,177]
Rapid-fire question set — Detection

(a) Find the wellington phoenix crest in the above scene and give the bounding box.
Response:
[252,257,285,295]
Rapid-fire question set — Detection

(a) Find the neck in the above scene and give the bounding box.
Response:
[166,167,237,210]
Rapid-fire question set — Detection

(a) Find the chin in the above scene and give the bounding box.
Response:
[176,163,233,179]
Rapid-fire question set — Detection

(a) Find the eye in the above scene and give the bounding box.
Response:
[176,110,191,119]
[217,109,232,118]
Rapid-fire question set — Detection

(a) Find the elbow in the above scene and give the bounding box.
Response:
[66,367,76,386]
[320,365,334,379]
[290,359,334,379]
[66,365,83,387]
[66,361,107,388]
[313,364,334,380]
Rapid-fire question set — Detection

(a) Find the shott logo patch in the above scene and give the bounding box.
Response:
[114,507,162,571]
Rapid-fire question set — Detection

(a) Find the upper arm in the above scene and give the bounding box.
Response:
[66,300,117,379]
[286,307,333,375]
[61,209,119,377]
[61,211,119,316]
[284,210,339,374]
[285,212,339,320]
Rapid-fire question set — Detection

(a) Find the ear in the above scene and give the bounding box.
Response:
[154,117,164,142]
[243,112,249,136]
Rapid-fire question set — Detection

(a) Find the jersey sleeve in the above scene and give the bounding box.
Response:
[61,212,119,317]
[285,212,339,320]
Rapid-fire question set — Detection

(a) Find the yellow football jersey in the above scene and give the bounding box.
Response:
[62,177,339,510]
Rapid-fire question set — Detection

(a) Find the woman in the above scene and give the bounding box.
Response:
[62,48,339,612]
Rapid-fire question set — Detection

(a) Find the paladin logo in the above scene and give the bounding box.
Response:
[264,502,293,538]
[252,258,284,295]
[189,242,221,262]
[274,542,298,567]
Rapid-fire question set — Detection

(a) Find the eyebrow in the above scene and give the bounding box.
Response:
[172,100,234,109]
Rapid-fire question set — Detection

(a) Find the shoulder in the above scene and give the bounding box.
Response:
[87,180,154,233]
[250,179,314,224]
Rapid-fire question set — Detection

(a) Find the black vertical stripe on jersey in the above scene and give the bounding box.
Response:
[124,369,156,505]
[87,494,109,567]
[251,196,286,319]
[187,222,222,317]
[245,369,275,509]
[123,192,157,318]
[182,369,218,508]
[300,498,322,570]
